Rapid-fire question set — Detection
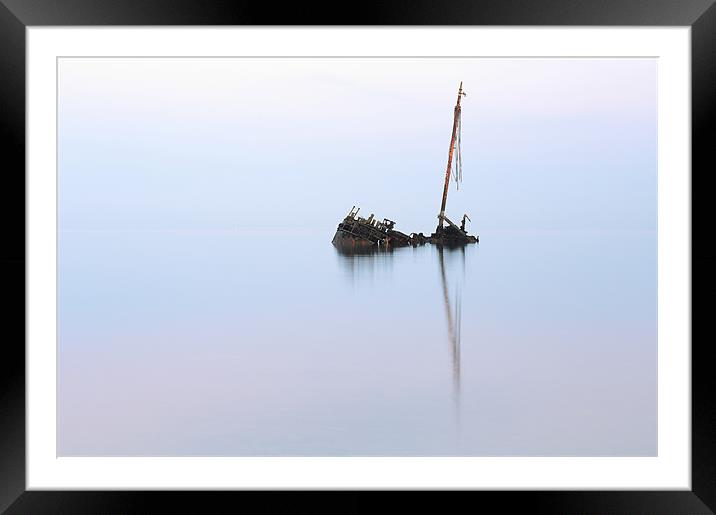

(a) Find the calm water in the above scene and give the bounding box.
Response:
[58,227,657,456]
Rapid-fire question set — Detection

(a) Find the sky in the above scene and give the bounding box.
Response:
[58,57,657,236]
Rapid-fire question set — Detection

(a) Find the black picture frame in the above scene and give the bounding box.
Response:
[2,1,714,513]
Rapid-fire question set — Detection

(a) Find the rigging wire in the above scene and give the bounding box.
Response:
[458,109,462,186]
[451,109,463,190]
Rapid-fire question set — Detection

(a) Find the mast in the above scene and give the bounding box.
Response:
[437,82,466,228]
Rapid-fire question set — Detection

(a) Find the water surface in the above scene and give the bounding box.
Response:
[58,227,656,456]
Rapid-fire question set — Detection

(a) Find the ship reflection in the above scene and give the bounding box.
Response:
[332,240,399,282]
[333,241,466,420]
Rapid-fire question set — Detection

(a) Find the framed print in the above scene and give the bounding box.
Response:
[2,0,715,513]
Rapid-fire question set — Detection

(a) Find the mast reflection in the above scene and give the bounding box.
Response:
[437,245,463,417]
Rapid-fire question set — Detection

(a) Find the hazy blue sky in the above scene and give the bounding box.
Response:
[58,57,656,236]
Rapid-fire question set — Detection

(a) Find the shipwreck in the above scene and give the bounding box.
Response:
[332,82,478,249]
[332,207,412,249]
